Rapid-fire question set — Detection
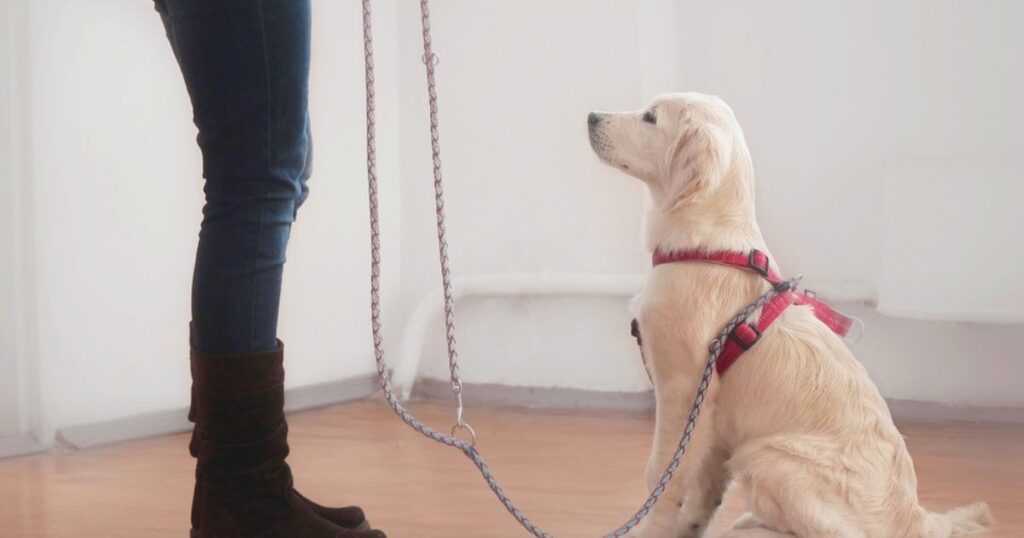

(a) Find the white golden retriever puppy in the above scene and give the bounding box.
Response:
[588,93,993,538]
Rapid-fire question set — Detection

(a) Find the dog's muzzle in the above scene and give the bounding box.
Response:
[587,113,610,156]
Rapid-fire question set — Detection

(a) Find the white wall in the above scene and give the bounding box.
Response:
[673,0,1024,289]
[8,0,1023,442]
[0,0,23,436]
[406,0,1024,407]
[1,0,39,441]
[668,0,1024,406]
[394,0,656,395]
[23,0,401,437]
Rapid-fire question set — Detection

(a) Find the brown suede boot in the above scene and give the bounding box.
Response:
[190,344,385,538]
[188,356,370,533]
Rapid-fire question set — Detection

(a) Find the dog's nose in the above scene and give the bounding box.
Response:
[588,112,602,128]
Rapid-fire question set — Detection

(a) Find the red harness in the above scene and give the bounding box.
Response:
[637,248,854,376]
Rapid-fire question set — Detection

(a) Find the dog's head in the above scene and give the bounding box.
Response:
[588,93,752,212]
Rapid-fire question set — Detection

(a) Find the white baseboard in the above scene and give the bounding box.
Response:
[413,378,1024,424]
[52,374,379,451]
[413,378,656,413]
[0,433,48,459]
[886,399,1024,425]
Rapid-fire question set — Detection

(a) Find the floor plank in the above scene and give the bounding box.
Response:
[0,401,1020,537]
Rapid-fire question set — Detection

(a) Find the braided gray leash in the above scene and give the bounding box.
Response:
[360,0,800,535]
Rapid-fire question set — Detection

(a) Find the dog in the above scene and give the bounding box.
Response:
[588,93,993,538]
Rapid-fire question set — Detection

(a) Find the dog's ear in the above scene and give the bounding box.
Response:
[664,121,731,210]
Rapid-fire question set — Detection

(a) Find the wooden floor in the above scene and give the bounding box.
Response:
[1,401,1021,537]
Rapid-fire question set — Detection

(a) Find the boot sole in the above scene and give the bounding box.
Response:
[190,520,372,537]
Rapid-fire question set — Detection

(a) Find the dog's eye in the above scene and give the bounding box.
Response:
[642,110,657,124]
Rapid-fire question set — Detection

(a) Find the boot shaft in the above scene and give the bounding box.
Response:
[191,344,290,478]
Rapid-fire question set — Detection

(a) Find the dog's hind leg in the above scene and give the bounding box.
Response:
[740,450,867,538]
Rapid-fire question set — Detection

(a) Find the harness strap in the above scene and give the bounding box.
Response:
[652,248,785,285]
[795,293,854,337]
[636,248,855,376]
[716,290,793,374]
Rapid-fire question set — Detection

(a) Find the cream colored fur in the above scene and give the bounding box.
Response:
[588,93,993,538]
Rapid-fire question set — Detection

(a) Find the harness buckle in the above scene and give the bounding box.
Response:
[729,322,762,350]
[747,249,771,278]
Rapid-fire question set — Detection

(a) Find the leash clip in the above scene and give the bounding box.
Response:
[450,380,476,447]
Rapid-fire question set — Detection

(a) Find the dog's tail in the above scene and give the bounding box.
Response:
[923,502,994,536]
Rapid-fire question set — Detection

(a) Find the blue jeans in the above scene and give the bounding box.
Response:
[154,0,312,354]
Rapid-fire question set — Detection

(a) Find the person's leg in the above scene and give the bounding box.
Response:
[153,1,381,536]
[165,0,309,355]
